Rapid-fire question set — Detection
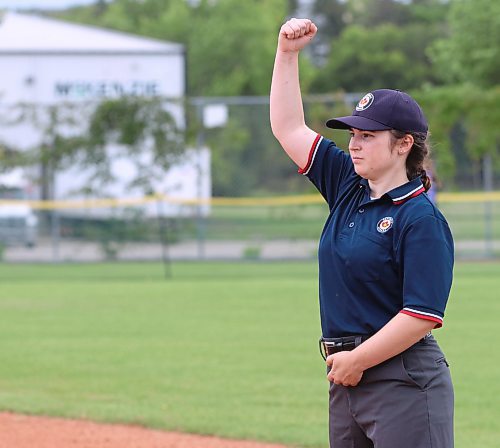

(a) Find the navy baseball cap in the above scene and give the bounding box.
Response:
[326,89,428,133]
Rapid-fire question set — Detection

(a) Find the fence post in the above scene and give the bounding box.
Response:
[156,197,171,279]
[195,102,206,260]
[51,209,60,262]
[483,153,494,257]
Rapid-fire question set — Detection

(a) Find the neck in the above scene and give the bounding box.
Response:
[368,172,410,199]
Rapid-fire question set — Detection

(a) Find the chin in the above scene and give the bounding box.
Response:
[353,166,368,178]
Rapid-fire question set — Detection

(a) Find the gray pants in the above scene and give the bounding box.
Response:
[329,335,454,448]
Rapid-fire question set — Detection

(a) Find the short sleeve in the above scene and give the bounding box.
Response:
[398,215,454,327]
[299,134,356,209]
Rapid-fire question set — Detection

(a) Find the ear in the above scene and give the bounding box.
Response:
[397,134,414,155]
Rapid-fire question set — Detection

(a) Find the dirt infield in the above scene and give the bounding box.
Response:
[0,413,289,448]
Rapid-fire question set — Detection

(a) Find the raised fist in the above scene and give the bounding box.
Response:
[278,18,318,52]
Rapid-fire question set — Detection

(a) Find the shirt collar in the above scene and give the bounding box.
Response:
[359,177,425,205]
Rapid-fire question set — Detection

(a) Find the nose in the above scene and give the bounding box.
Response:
[349,135,360,152]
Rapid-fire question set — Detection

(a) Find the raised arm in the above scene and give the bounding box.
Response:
[270,18,318,169]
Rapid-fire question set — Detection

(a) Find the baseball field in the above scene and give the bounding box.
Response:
[0,260,498,447]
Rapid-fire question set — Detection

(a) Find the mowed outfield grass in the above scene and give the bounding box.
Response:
[0,261,498,447]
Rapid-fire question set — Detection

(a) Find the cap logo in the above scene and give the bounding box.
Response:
[356,93,374,111]
[377,216,393,233]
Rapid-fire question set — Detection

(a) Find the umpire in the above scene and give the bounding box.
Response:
[270,18,454,448]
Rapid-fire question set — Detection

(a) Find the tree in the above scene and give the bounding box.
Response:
[1,98,183,199]
[305,0,348,66]
[312,24,441,93]
[407,0,450,26]
[311,0,347,38]
[52,0,110,22]
[305,0,449,69]
[416,85,500,188]
[57,0,297,97]
[0,103,85,201]
[185,0,291,96]
[77,97,184,195]
[205,113,251,196]
[430,0,500,87]
[343,0,412,27]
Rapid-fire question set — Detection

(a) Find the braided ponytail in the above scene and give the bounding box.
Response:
[390,130,432,192]
[420,169,432,192]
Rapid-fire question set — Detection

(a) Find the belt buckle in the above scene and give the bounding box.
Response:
[319,337,341,361]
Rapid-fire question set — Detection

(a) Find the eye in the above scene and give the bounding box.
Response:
[362,133,373,139]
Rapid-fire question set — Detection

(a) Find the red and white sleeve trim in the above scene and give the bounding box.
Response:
[298,134,322,175]
[400,307,443,328]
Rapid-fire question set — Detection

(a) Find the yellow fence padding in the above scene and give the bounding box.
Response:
[0,191,499,211]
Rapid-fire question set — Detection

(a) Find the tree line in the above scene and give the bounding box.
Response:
[55,0,498,92]
[5,0,498,196]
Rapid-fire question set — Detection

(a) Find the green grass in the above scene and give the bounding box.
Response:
[176,201,500,243]
[0,261,498,447]
[439,201,500,240]
[180,204,327,240]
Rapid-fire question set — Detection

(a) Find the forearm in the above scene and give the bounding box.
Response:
[352,313,436,371]
[270,19,317,168]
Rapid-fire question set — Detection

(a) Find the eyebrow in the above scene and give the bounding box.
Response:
[350,128,377,133]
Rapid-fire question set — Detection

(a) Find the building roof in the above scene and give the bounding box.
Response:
[0,11,183,54]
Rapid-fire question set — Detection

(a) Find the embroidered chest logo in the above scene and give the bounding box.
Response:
[377,216,394,233]
[356,93,374,111]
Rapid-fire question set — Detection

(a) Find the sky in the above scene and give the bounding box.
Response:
[0,0,96,10]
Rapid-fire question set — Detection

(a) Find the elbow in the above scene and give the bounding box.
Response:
[270,114,294,146]
[271,126,290,150]
[269,109,282,139]
[270,127,289,153]
[270,121,284,143]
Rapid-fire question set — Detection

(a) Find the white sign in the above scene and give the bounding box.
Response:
[54,80,161,99]
[203,104,228,128]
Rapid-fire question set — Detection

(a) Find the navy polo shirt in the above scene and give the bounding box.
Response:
[300,135,454,338]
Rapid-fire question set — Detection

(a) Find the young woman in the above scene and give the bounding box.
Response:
[270,18,454,448]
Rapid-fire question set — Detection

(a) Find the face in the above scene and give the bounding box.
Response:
[348,128,403,180]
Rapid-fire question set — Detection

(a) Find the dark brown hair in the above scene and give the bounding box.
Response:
[390,130,432,192]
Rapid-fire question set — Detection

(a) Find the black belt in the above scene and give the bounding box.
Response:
[319,332,432,360]
[319,335,370,360]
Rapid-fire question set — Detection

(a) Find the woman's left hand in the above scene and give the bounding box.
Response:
[326,351,364,386]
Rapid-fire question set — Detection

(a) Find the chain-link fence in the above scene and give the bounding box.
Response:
[0,96,499,262]
[1,192,499,263]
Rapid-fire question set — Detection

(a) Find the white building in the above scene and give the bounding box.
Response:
[0,11,210,217]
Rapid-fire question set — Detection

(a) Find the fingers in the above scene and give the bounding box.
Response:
[328,373,358,387]
[327,369,335,383]
[327,371,363,387]
[277,17,317,52]
[325,352,363,386]
[280,18,314,40]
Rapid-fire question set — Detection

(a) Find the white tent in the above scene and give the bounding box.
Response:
[0,12,210,218]
[0,11,183,53]
[0,12,185,104]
